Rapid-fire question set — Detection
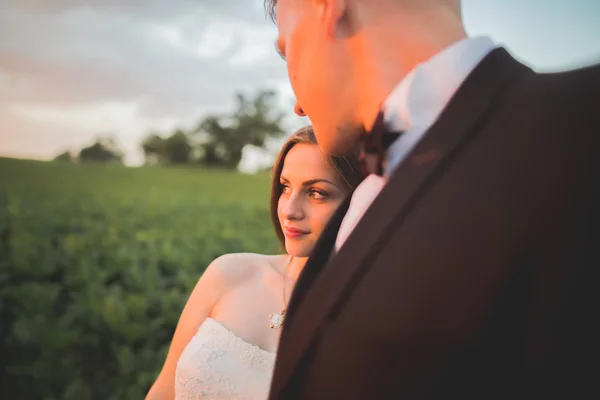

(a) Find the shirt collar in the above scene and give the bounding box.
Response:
[382,35,498,132]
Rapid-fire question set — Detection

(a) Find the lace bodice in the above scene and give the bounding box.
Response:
[175,318,276,399]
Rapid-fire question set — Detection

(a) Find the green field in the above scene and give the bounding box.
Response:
[0,157,281,399]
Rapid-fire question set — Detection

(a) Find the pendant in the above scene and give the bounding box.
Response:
[269,309,286,329]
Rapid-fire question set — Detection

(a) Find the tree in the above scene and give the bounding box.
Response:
[195,89,286,168]
[78,136,124,164]
[164,130,193,165]
[53,151,74,163]
[141,134,167,165]
[140,131,193,165]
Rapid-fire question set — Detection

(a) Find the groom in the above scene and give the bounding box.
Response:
[266,0,599,399]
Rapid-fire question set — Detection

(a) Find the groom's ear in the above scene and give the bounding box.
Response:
[313,0,347,39]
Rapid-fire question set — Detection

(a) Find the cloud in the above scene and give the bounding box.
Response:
[0,0,302,165]
[0,0,286,114]
[2,0,268,25]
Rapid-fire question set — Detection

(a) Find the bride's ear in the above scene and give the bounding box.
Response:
[313,0,348,39]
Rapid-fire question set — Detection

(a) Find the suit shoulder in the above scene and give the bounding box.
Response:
[527,62,600,102]
[504,62,600,131]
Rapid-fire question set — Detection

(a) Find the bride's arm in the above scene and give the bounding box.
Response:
[145,255,235,400]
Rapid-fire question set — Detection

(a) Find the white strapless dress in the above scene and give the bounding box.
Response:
[175,318,276,399]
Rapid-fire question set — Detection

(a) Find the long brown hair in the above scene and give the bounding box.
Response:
[270,125,361,248]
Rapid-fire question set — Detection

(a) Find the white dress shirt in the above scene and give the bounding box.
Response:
[335,36,497,252]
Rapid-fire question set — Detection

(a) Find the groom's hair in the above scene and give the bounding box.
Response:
[264,0,277,23]
[264,1,463,23]
[269,125,362,249]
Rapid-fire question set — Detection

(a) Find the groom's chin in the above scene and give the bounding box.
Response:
[316,128,363,157]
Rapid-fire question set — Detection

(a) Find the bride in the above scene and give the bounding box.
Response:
[146,126,361,399]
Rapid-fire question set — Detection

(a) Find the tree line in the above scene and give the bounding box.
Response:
[55,90,286,169]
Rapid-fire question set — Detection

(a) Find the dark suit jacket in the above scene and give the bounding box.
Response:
[268,48,600,399]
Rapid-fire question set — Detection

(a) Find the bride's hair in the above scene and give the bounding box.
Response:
[269,125,361,248]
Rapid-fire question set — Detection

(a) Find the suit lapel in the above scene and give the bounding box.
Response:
[271,47,532,396]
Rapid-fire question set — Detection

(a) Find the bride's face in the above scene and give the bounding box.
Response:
[277,143,350,257]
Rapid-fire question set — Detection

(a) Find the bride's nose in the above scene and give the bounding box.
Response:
[282,195,304,220]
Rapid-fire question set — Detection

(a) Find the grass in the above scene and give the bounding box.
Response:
[0,157,281,399]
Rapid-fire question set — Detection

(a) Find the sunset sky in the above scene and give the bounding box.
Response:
[1,0,599,171]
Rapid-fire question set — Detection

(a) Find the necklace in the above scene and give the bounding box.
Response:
[269,255,292,329]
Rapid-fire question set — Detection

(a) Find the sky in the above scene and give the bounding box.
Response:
[1,0,599,172]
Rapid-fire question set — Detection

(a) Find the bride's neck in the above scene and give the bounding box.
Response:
[287,256,308,282]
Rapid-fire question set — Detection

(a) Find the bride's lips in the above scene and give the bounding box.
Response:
[283,226,310,239]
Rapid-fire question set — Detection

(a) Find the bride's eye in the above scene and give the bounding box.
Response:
[308,189,327,200]
[280,183,291,194]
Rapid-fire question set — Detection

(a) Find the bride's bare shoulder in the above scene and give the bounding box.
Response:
[204,252,286,286]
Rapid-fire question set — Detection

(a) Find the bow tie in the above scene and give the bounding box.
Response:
[359,111,403,178]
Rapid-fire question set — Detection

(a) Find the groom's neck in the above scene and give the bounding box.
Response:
[350,3,467,131]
